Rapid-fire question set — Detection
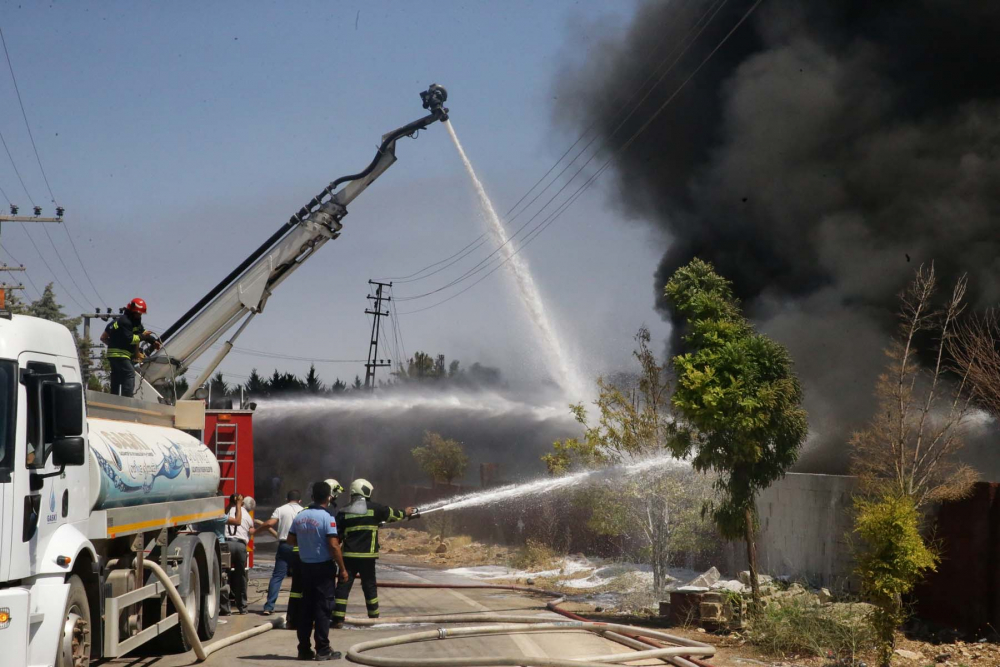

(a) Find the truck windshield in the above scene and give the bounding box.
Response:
[0,360,15,472]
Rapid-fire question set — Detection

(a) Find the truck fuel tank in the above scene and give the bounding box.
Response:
[88,418,221,510]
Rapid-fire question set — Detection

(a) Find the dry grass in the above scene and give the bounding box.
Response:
[745,595,877,663]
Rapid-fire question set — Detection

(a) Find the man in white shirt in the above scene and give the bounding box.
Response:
[259,489,304,615]
[222,494,256,615]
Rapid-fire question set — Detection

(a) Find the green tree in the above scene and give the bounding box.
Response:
[544,328,715,591]
[305,363,324,394]
[4,288,27,314]
[849,266,976,665]
[664,259,808,609]
[244,368,269,398]
[209,372,231,402]
[854,494,937,667]
[352,375,363,390]
[26,283,87,375]
[329,377,347,394]
[412,431,469,485]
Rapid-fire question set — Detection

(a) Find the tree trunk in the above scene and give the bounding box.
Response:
[744,506,761,613]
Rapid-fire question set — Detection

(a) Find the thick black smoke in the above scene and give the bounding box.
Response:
[556,0,1000,474]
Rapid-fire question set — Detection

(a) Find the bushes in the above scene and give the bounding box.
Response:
[854,494,937,667]
[510,539,557,570]
[746,595,877,663]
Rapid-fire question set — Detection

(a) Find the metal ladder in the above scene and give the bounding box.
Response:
[212,422,239,494]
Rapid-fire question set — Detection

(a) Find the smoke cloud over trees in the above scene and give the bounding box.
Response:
[555,0,1000,474]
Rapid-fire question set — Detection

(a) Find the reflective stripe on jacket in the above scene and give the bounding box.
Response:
[335,500,406,558]
[105,315,142,359]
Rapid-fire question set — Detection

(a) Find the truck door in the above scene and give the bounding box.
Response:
[0,359,16,581]
[8,354,60,581]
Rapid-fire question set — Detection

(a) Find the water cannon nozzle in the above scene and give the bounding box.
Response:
[420,83,449,121]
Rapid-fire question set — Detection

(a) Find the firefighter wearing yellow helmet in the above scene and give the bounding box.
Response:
[332,478,415,626]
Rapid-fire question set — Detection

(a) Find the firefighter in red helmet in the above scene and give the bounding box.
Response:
[100,298,161,396]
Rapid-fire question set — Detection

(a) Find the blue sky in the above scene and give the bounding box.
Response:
[0,1,671,392]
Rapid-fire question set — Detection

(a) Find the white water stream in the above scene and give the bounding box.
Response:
[417,453,689,514]
[445,120,586,399]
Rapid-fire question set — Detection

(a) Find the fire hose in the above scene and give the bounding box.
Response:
[140,560,284,662]
[140,563,715,667]
[342,581,716,667]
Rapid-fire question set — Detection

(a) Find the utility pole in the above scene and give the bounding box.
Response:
[0,204,65,305]
[81,308,115,388]
[0,204,65,230]
[0,265,25,310]
[364,280,392,390]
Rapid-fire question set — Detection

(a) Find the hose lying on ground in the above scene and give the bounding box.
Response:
[140,560,284,662]
[340,580,715,667]
[347,620,712,667]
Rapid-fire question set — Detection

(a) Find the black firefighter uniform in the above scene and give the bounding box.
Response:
[333,500,407,620]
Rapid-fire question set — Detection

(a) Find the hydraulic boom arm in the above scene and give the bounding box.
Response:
[141,84,449,396]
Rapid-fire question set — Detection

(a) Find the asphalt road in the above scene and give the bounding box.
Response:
[102,543,636,667]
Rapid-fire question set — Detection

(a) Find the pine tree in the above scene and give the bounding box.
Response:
[305,363,324,394]
[244,368,269,398]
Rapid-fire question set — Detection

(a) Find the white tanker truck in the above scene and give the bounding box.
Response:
[0,85,449,667]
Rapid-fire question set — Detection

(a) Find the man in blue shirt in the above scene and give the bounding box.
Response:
[287,481,349,661]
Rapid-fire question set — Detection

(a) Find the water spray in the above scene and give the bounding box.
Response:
[414,454,689,515]
[444,121,587,399]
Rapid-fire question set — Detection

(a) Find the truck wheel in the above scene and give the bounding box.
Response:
[57,574,91,667]
[198,548,220,640]
[163,553,201,653]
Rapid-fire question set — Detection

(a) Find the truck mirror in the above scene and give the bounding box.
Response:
[45,382,84,437]
[52,436,86,467]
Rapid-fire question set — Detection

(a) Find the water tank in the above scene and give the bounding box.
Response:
[88,418,221,510]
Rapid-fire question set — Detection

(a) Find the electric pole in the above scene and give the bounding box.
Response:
[0,204,65,306]
[364,280,392,390]
[81,308,116,388]
[0,265,25,310]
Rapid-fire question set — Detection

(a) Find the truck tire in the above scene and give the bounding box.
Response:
[162,549,201,653]
[57,574,92,667]
[198,547,220,640]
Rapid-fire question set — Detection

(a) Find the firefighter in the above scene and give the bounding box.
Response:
[288,479,343,628]
[100,298,160,397]
[332,478,415,627]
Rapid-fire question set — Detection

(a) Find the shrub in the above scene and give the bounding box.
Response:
[510,539,557,571]
[854,494,938,667]
[746,595,877,663]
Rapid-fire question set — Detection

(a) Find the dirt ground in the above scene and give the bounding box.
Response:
[380,527,1000,667]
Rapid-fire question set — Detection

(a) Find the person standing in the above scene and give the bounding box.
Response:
[100,298,160,397]
[258,489,304,616]
[288,478,343,629]
[332,479,414,626]
[287,481,349,661]
[222,494,256,615]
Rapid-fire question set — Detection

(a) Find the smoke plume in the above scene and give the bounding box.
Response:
[556,0,1000,474]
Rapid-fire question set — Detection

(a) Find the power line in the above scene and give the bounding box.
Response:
[16,223,86,312]
[41,224,94,309]
[227,346,366,364]
[61,225,107,305]
[0,29,107,308]
[399,0,762,313]
[0,27,56,203]
[382,0,723,287]
[392,0,731,304]
[0,129,35,205]
[0,241,40,298]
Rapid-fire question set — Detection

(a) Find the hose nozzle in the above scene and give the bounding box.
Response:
[420,83,449,121]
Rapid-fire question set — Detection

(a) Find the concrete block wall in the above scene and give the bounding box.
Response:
[722,473,858,589]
